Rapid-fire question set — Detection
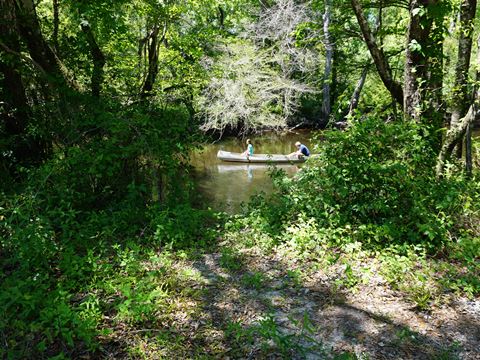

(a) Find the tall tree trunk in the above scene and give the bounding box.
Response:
[465,123,472,177]
[81,21,106,98]
[350,0,403,107]
[436,104,477,176]
[1,0,26,133]
[450,0,477,157]
[321,0,333,124]
[0,0,47,166]
[14,0,62,84]
[403,2,425,122]
[330,46,338,110]
[13,0,80,91]
[404,0,446,152]
[218,6,225,29]
[404,0,444,122]
[436,34,480,177]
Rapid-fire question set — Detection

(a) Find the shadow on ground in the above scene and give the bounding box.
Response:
[93,247,478,359]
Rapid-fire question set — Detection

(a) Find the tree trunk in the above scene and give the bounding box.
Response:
[0,0,48,166]
[330,46,338,111]
[142,25,159,97]
[404,0,444,122]
[465,122,472,177]
[0,0,26,133]
[450,0,477,157]
[404,0,446,152]
[350,0,403,107]
[141,23,167,98]
[436,104,477,176]
[218,6,225,29]
[436,34,480,177]
[321,0,333,124]
[451,0,476,125]
[13,0,80,91]
[347,65,369,117]
[404,1,425,122]
[14,0,63,83]
[81,21,106,98]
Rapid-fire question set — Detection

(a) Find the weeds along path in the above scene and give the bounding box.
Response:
[96,242,478,359]
[188,245,479,359]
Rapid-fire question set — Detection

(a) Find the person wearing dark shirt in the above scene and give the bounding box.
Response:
[289,141,310,158]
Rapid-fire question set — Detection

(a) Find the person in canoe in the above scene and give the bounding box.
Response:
[289,141,310,158]
[242,139,254,157]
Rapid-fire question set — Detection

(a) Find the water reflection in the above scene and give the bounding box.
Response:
[191,130,313,213]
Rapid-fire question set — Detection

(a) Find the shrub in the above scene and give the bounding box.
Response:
[0,103,207,358]
[250,117,478,248]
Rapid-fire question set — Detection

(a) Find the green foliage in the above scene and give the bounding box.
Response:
[151,204,216,249]
[242,271,267,290]
[0,99,213,358]
[225,313,325,358]
[286,269,303,288]
[335,262,360,290]
[219,247,243,271]
[254,117,476,248]
[222,117,480,311]
[2,0,480,358]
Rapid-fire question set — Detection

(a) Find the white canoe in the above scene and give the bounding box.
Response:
[217,150,306,163]
[217,164,295,172]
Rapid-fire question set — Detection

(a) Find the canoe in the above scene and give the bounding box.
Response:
[217,150,306,163]
[217,164,295,172]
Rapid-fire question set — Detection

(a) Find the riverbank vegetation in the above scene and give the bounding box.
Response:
[1,0,480,358]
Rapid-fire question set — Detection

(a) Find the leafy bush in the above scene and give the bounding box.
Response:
[250,117,478,248]
[150,204,217,249]
[0,103,210,358]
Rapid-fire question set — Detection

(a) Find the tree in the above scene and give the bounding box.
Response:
[80,20,106,98]
[449,0,477,157]
[321,0,334,123]
[197,41,311,134]
[198,0,317,133]
[347,64,369,117]
[13,0,79,91]
[404,0,446,130]
[436,33,480,177]
[350,0,403,108]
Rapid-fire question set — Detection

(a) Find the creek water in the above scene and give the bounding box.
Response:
[190,130,315,213]
[190,129,479,213]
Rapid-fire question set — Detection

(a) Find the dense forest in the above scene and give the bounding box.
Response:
[1,0,479,358]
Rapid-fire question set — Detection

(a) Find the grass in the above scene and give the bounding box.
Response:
[219,247,243,272]
[223,217,480,311]
[242,271,267,290]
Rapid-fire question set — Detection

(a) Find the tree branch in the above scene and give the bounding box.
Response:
[350,0,404,107]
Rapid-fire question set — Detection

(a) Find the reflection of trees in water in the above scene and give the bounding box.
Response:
[194,164,300,213]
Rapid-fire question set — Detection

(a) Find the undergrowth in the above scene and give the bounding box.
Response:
[1,116,479,358]
[0,104,218,358]
[224,117,480,309]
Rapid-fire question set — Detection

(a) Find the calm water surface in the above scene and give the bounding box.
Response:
[191,129,480,212]
[191,130,315,213]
